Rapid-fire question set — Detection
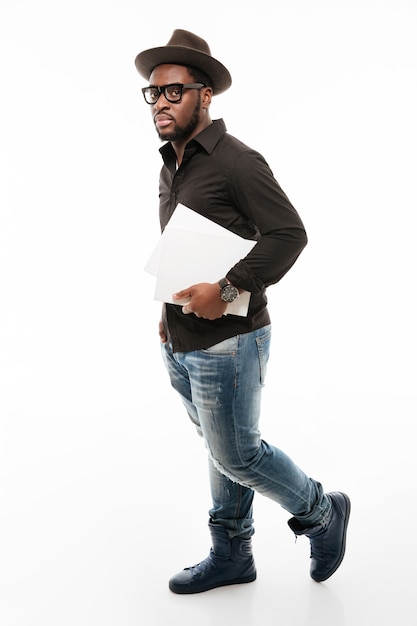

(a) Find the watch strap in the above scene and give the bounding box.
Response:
[218,278,230,289]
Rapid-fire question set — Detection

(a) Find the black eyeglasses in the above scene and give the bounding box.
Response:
[142,83,206,105]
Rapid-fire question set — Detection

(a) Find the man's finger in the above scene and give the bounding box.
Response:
[173,289,192,300]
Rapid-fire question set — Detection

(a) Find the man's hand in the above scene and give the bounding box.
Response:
[159,320,167,343]
[173,282,227,320]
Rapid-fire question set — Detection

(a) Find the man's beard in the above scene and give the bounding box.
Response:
[157,100,200,142]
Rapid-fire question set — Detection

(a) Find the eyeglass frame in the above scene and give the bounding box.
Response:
[141,83,206,105]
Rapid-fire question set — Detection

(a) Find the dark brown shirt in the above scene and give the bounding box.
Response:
[158,119,307,352]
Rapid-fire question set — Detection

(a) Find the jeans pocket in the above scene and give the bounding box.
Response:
[201,335,239,355]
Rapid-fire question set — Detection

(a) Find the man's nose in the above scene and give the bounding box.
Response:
[155,93,170,109]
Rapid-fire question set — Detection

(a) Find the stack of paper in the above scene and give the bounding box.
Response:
[144,204,256,316]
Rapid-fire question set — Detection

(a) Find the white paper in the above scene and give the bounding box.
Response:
[144,204,256,316]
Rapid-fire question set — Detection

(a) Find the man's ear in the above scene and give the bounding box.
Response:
[202,86,213,107]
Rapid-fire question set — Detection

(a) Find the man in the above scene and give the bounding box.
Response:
[135,29,350,594]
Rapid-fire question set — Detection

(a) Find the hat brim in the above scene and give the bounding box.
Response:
[135,45,232,95]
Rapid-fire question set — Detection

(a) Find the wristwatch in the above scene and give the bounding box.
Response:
[219,278,240,303]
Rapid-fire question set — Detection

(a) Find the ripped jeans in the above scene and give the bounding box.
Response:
[161,325,330,539]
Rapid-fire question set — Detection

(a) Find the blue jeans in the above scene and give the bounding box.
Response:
[161,325,330,539]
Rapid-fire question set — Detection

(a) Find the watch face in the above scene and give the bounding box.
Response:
[221,284,239,302]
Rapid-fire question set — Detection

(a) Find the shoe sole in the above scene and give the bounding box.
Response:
[169,571,257,594]
[313,492,351,582]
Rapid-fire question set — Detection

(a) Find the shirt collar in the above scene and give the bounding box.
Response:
[159,118,227,165]
[192,118,227,154]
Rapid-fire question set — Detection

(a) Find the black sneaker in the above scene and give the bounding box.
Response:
[288,492,351,582]
[169,523,256,594]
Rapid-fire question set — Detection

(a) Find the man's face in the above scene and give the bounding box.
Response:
[147,64,207,143]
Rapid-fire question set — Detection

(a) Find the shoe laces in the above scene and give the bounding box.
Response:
[187,550,222,577]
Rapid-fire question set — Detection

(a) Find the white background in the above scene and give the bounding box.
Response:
[1,1,416,624]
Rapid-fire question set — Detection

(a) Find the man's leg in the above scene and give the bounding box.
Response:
[208,458,255,538]
[161,341,257,593]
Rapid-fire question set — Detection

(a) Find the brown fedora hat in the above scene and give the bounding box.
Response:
[135,29,232,95]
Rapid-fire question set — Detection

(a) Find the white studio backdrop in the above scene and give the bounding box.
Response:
[0,1,416,624]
